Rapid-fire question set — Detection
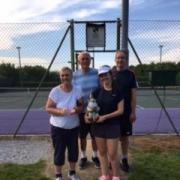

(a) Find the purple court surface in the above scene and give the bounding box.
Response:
[0,108,179,135]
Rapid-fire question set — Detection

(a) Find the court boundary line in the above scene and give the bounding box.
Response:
[0,107,180,112]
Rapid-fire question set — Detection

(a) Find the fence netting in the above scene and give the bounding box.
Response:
[0,20,179,135]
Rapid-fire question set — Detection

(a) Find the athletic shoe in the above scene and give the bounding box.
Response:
[79,157,87,169]
[55,177,62,180]
[121,158,130,172]
[92,156,100,168]
[112,176,121,180]
[99,175,110,180]
[68,173,80,180]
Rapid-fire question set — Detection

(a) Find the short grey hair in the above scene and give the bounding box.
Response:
[77,51,91,60]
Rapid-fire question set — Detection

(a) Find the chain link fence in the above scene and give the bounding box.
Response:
[73,20,120,70]
[129,20,180,65]
[0,20,179,135]
[0,22,71,68]
[0,20,179,87]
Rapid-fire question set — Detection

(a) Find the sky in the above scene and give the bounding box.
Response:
[0,0,180,22]
[0,0,180,69]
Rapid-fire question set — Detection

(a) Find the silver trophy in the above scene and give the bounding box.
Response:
[86,92,100,122]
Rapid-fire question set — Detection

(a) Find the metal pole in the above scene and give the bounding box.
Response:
[159,45,163,63]
[13,25,71,138]
[16,46,23,87]
[92,49,95,68]
[128,38,179,135]
[116,18,121,50]
[121,0,129,65]
[70,19,75,71]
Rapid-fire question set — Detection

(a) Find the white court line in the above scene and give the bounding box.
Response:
[0,108,45,112]
[38,106,45,110]
[166,97,179,101]
[136,105,144,110]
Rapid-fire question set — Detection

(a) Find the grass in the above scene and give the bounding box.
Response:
[128,150,180,180]
[0,160,51,180]
[0,136,179,180]
[128,136,180,180]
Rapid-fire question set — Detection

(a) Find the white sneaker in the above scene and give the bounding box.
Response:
[68,173,80,180]
[55,177,62,180]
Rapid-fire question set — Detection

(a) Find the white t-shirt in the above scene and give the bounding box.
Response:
[48,85,82,129]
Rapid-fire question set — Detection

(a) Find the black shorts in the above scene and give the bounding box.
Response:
[91,123,120,139]
[79,113,94,139]
[120,114,132,137]
[51,125,79,166]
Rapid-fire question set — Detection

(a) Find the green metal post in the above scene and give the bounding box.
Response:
[70,19,75,71]
[116,18,120,50]
[121,0,129,66]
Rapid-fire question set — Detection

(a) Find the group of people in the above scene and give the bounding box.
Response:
[46,50,137,180]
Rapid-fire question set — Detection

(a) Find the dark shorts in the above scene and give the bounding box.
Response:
[91,123,120,139]
[120,114,132,137]
[79,113,94,139]
[51,125,79,166]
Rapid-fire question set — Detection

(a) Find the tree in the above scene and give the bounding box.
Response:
[0,63,19,86]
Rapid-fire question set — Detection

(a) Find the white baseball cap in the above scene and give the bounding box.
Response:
[98,65,111,75]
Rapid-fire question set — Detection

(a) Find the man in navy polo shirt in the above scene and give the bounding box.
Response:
[112,50,137,172]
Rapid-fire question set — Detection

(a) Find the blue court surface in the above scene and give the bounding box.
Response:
[0,108,179,135]
[0,88,179,135]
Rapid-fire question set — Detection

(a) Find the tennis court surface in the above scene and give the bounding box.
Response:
[0,108,179,135]
[0,88,179,135]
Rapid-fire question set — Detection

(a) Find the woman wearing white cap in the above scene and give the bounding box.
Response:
[85,65,124,180]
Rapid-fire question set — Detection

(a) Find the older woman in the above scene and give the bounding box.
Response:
[46,67,83,180]
[85,65,124,180]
